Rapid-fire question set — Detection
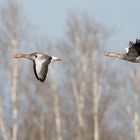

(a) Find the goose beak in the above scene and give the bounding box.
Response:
[105,52,110,56]
[12,53,33,59]
[51,56,61,62]
[12,53,22,58]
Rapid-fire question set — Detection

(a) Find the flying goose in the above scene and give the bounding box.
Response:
[105,39,140,63]
[13,52,61,82]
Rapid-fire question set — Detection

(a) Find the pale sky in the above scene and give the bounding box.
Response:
[20,0,140,51]
[2,0,140,50]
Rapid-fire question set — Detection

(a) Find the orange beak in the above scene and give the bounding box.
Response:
[105,52,111,56]
[12,53,18,58]
[12,53,33,59]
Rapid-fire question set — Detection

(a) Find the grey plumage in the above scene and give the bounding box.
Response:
[105,39,140,63]
[13,52,61,82]
[33,56,52,82]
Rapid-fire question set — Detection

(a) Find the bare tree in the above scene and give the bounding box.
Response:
[59,12,108,140]
[0,0,32,139]
[11,0,19,139]
[50,70,62,140]
[0,97,11,140]
[127,68,140,140]
[0,0,21,140]
[92,55,100,140]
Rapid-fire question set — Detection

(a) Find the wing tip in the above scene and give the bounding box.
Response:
[39,79,46,82]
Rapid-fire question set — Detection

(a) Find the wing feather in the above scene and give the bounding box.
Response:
[33,57,52,82]
[127,39,140,56]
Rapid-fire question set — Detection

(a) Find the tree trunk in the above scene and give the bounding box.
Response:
[128,69,140,140]
[11,51,18,140]
[0,98,11,140]
[11,0,19,139]
[71,77,85,140]
[71,78,84,128]
[93,56,100,140]
[50,71,62,140]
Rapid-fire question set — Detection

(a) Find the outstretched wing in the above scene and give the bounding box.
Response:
[126,39,140,56]
[33,57,52,82]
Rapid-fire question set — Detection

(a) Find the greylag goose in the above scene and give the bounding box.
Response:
[105,39,140,63]
[13,52,61,82]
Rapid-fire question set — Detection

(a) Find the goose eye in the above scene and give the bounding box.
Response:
[35,55,37,58]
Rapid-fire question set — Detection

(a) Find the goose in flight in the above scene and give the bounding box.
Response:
[105,39,140,63]
[13,52,61,82]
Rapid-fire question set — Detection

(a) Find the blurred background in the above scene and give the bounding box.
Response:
[0,0,140,140]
